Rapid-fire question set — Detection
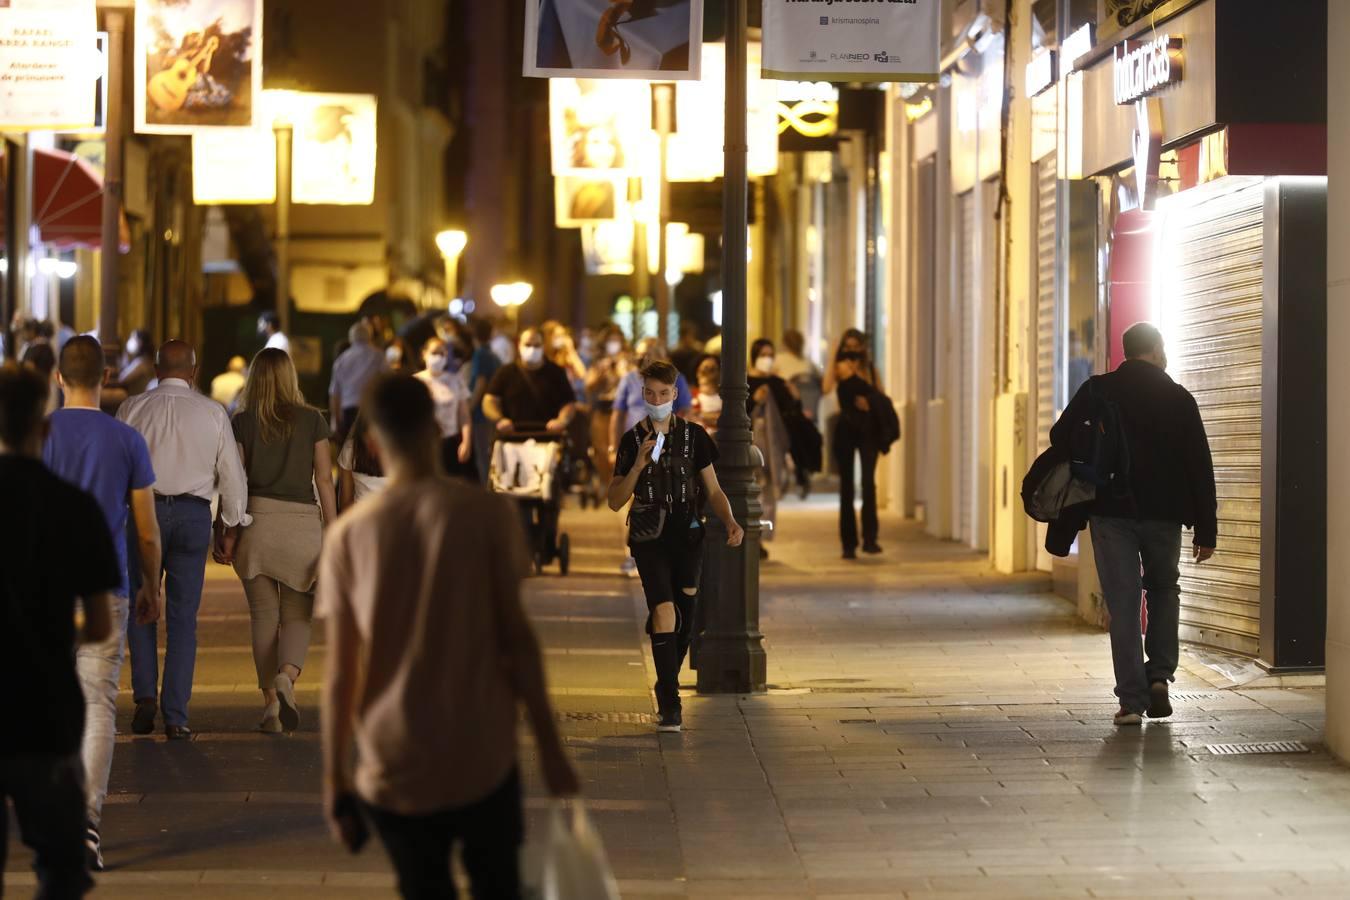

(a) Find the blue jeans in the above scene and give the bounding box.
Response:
[127,496,213,728]
[1089,516,1183,714]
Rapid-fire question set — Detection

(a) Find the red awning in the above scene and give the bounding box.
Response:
[32,147,129,252]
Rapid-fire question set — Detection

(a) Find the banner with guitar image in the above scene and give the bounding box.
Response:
[134,0,262,134]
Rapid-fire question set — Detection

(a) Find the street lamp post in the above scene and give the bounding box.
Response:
[273,120,294,335]
[436,229,468,308]
[697,0,766,695]
[490,281,533,332]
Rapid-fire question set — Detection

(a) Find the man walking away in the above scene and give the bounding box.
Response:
[0,365,119,900]
[1049,323,1217,726]
[44,335,162,870]
[320,374,579,899]
[328,321,386,444]
[118,340,250,740]
[258,312,290,355]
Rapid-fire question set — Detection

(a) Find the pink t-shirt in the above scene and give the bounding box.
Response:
[318,477,529,814]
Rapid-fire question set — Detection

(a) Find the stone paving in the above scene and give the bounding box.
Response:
[6,496,1350,898]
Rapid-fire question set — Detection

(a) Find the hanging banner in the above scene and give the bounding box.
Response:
[555,175,626,227]
[0,0,97,131]
[761,0,940,83]
[525,0,703,80]
[549,78,649,176]
[667,42,778,182]
[192,128,275,204]
[288,92,378,206]
[191,90,377,206]
[134,0,262,134]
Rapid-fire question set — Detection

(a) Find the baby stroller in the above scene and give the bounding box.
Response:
[559,411,601,509]
[490,433,571,576]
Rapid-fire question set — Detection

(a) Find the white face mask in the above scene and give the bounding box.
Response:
[754,355,775,374]
[606,340,623,357]
[520,346,545,367]
[645,400,674,422]
[426,352,448,374]
[385,347,402,365]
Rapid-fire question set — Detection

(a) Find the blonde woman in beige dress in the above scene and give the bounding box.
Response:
[216,348,337,733]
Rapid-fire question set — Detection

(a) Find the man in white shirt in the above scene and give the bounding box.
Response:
[328,321,386,442]
[117,341,251,740]
[258,312,291,355]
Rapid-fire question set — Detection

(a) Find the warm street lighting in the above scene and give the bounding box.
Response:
[436,229,469,305]
[490,281,533,329]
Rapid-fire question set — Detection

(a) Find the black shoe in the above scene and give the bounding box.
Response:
[1148,682,1173,719]
[842,548,857,560]
[656,708,682,733]
[862,543,883,555]
[132,699,156,736]
[165,724,193,741]
[85,823,104,872]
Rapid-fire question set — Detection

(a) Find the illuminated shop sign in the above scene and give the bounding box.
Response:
[1113,35,1183,105]
[1025,48,1056,97]
[775,82,840,138]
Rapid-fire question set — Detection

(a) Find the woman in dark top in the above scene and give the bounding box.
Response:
[222,348,338,734]
[829,328,883,559]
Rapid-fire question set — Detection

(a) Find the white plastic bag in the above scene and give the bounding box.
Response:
[539,803,620,900]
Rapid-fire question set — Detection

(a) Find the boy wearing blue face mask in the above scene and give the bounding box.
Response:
[607,361,744,732]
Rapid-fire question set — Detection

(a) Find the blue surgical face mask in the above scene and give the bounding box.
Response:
[645,400,674,422]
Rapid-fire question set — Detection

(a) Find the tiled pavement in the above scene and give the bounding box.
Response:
[6,496,1350,898]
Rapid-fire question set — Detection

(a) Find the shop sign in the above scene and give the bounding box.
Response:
[0,0,96,131]
[1060,23,1095,73]
[761,0,939,83]
[1113,35,1183,105]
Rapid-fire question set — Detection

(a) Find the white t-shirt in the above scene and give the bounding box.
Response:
[265,332,291,354]
[338,438,388,504]
[416,369,470,439]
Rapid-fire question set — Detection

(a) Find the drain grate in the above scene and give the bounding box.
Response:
[557,711,655,724]
[838,718,878,725]
[1206,740,1311,756]
[1171,692,1220,702]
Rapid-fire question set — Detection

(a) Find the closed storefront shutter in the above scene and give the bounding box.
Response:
[1035,156,1058,456]
[1158,178,1265,656]
[957,190,976,545]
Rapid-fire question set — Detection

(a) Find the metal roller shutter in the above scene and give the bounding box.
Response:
[1158,178,1265,656]
[957,190,976,545]
[1035,156,1058,457]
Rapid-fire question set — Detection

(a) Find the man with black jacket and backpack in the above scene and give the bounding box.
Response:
[1049,323,1217,726]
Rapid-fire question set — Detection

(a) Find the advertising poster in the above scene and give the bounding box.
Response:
[549,78,649,176]
[761,0,940,83]
[288,92,378,206]
[525,0,703,80]
[191,127,275,205]
[0,0,96,130]
[135,0,262,134]
[555,175,625,227]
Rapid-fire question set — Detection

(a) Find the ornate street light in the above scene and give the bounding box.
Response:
[436,229,469,307]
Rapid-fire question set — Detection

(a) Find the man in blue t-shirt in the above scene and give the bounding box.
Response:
[43,336,162,872]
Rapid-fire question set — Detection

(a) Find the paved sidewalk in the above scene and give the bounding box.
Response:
[5,497,1349,898]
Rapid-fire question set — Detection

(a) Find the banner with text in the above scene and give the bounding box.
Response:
[761,0,940,83]
[0,0,97,131]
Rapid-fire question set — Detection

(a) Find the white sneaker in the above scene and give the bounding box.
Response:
[274,674,299,732]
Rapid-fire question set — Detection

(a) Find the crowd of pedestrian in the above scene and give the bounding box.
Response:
[0,305,916,897]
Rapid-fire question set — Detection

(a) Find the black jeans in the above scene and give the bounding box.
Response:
[361,769,522,900]
[0,753,92,899]
[834,431,879,550]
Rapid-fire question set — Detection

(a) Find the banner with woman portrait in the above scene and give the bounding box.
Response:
[134,0,262,134]
[525,0,703,80]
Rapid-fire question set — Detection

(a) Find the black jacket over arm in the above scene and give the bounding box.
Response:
[1049,360,1218,548]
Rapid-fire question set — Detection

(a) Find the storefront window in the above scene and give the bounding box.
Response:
[1064,179,1098,400]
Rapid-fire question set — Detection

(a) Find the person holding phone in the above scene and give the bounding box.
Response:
[607,360,744,733]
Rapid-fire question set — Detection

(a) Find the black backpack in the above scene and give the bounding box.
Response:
[1068,377,1131,499]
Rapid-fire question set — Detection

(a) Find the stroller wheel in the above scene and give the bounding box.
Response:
[559,534,571,576]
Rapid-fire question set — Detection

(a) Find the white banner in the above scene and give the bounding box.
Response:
[0,0,97,130]
[761,0,940,83]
